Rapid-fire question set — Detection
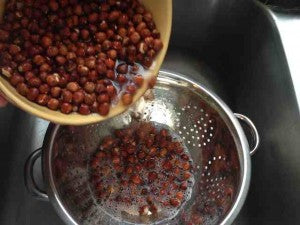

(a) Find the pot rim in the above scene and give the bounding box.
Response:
[42,70,251,225]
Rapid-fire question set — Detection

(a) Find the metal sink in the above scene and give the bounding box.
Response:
[0,0,299,224]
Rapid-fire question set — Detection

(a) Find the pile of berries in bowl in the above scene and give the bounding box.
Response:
[0,0,171,124]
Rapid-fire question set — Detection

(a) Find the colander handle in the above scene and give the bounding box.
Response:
[234,113,260,156]
[24,148,49,201]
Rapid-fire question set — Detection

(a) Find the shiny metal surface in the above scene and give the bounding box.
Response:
[29,71,255,225]
[24,148,48,201]
[269,9,300,109]
[234,114,260,156]
[0,0,300,224]
[258,0,300,9]
[256,0,300,108]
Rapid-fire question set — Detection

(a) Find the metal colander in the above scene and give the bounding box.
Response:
[25,71,259,225]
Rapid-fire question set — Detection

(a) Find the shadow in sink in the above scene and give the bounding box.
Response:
[0,0,299,224]
[163,0,300,225]
[0,109,62,225]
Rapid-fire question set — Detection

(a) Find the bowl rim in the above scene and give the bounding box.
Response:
[42,70,251,225]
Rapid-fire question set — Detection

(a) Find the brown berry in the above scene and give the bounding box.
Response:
[148,172,158,182]
[127,84,136,94]
[40,63,51,72]
[50,87,61,98]
[39,84,50,94]
[183,172,192,180]
[18,62,32,73]
[33,55,45,65]
[47,46,59,57]
[130,32,140,44]
[106,85,115,97]
[170,198,181,207]
[88,12,98,23]
[162,161,172,171]
[105,58,115,69]
[102,40,112,50]
[107,49,117,60]
[73,91,84,104]
[95,32,106,43]
[182,162,190,170]
[49,0,59,11]
[96,63,107,75]
[28,77,42,87]
[98,102,110,116]
[176,192,184,201]
[41,36,52,48]
[85,57,96,69]
[117,63,128,74]
[62,90,73,103]
[36,94,49,106]
[74,5,83,16]
[130,174,142,185]
[77,65,89,76]
[9,44,21,55]
[84,93,96,105]
[27,88,39,101]
[17,83,29,96]
[126,166,133,174]
[61,103,73,114]
[81,29,90,40]
[180,181,188,190]
[79,104,90,115]
[10,74,24,86]
[47,98,59,110]
[46,74,60,87]
[67,82,79,92]
[97,93,110,103]
[159,148,167,158]
[153,39,163,51]
[108,10,120,21]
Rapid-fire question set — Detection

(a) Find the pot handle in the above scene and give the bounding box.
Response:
[24,148,49,201]
[234,113,260,156]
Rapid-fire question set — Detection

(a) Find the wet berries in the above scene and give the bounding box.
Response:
[0,0,163,116]
[90,122,194,219]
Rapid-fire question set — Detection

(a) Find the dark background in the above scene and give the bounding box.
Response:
[0,0,300,224]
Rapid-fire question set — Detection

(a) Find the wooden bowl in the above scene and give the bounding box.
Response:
[0,0,172,125]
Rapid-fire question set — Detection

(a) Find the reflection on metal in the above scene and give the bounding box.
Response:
[255,0,300,110]
[272,13,300,109]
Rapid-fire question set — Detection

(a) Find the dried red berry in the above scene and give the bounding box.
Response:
[162,161,172,171]
[98,102,110,116]
[170,198,181,207]
[180,181,188,190]
[122,93,133,105]
[182,162,191,171]
[183,172,192,180]
[130,174,142,185]
[148,172,157,182]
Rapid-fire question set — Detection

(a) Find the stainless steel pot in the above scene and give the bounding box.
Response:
[25,71,259,225]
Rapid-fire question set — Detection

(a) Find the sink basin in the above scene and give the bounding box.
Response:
[0,0,299,224]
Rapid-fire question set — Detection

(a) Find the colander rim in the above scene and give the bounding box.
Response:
[42,70,251,225]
